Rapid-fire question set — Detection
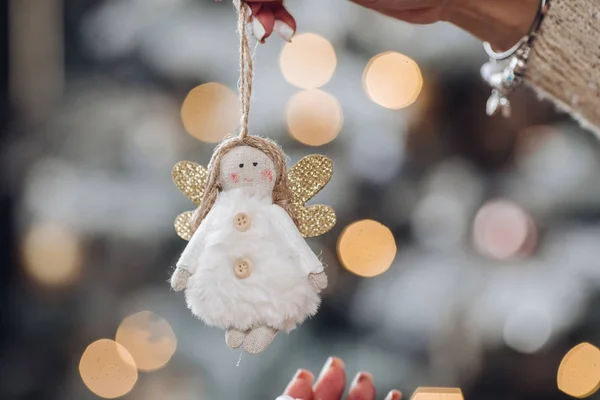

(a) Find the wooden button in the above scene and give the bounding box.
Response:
[233,212,251,232]
[233,259,252,279]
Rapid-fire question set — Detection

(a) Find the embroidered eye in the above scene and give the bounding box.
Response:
[253,162,258,167]
[239,163,244,168]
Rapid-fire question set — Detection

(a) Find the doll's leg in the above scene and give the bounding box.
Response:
[243,325,278,354]
[225,328,247,349]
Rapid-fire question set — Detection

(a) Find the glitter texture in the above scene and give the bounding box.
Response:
[174,211,194,241]
[172,161,209,205]
[288,155,336,238]
[172,154,335,241]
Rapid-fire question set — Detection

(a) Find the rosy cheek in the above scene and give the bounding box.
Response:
[230,173,240,183]
[261,169,273,182]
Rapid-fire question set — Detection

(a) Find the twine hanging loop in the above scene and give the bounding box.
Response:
[236,0,253,138]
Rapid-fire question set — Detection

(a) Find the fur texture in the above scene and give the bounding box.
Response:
[178,187,323,332]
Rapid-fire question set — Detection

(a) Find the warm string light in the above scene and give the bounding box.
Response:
[181,82,240,143]
[410,387,464,400]
[79,339,138,399]
[337,219,396,278]
[363,51,423,110]
[115,311,177,372]
[472,200,537,260]
[279,32,342,146]
[280,33,337,89]
[80,311,177,397]
[558,343,600,398]
[286,89,343,146]
[21,223,83,287]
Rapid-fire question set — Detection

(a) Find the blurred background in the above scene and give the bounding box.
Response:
[2,0,600,399]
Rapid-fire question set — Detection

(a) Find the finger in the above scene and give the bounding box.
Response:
[284,369,315,400]
[313,357,346,400]
[272,4,296,42]
[384,390,403,400]
[347,372,376,400]
[251,5,275,42]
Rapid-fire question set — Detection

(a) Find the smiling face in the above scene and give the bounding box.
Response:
[219,145,276,192]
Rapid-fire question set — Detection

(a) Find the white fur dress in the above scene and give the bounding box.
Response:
[176,187,323,332]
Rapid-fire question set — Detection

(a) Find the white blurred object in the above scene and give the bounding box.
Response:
[348,123,404,183]
[502,304,552,354]
[413,160,484,250]
[508,125,600,213]
[472,199,537,260]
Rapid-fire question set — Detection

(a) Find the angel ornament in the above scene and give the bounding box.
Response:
[170,135,336,354]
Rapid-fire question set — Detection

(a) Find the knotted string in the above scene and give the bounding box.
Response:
[236,0,253,138]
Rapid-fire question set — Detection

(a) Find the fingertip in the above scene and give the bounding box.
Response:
[314,357,346,400]
[284,369,314,400]
[348,372,376,400]
[385,389,403,400]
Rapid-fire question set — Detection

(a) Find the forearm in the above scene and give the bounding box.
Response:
[444,0,540,51]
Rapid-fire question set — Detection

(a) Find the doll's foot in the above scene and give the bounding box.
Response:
[225,328,247,349]
[243,325,278,354]
[309,271,328,291]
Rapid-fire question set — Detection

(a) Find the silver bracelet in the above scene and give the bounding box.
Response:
[481,0,551,118]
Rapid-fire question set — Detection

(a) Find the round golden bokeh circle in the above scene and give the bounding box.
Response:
[337,219,397,278]
[286,89,343,146]
[115,311,177,372]
[79,339,138,399]
[363,51,423,109]
[280,33,337,89]
[558,342,600,398]
[181,82,240,143]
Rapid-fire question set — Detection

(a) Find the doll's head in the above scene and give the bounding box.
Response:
[191,135,297,232]
[219,145,276,193]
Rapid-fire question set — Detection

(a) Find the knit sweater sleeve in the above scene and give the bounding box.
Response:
[526,0,600,135]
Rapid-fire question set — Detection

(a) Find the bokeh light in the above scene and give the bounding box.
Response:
[21,223,83,287]
[411,387,464,400]
[280,33,337,89]
[472,200,537,260]
[79,339,138,399]
[115,311,177,372]
[337,219,396,278]
[363,51,423,109]
[558,342,600,398]
[503,305,551,354]
[286,89,343,146]
[180,82,240,143]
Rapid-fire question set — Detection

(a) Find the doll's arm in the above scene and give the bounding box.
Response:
[270,205,324,275]
[171,211,211,291]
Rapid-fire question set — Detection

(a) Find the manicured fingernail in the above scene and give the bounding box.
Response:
[350,372,373,389]
[385,390,403,400]
[275,396,295,400]
[318,357,345,380]
[293,369,314,385]
[252,19,266,41]
[274,20,294,42]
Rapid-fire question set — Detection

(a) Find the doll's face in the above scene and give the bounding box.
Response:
[219,146,276,192]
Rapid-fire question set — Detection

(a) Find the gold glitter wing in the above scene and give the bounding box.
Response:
[172,161,209,241]
[288,155,336,238]
[174,211,195,241]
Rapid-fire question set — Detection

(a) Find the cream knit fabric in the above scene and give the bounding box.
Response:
[527,0,600,135]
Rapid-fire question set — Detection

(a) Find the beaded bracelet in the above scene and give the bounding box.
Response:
[481,0,551,118]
